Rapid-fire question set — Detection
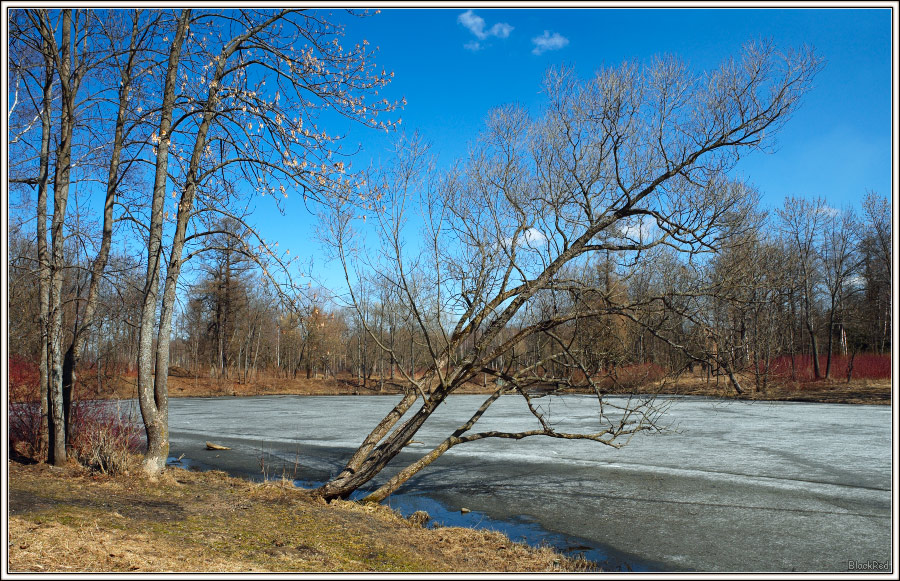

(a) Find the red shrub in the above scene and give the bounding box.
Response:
[8,355,39,401]
[7,355,144,468]
[843,353,892,380]
[762,353,891,383]
[8,355,42,459]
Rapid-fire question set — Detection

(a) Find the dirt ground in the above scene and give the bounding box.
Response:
[6,459,596,573]
[87,369,892,406]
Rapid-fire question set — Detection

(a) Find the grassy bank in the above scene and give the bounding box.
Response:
[6,459,595,573]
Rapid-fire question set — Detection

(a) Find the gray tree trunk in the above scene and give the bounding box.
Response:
[61,12,139,441]
[138,9,190,475]
[46,9,80,466]
[34,26,54,461]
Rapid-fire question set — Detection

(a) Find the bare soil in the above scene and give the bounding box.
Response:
[6,459,596,573]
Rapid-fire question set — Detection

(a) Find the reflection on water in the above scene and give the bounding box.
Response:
[377,491,652,572]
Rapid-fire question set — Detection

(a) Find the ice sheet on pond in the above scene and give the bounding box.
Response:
[166,394,892,572]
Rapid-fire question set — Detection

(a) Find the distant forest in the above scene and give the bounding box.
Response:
[9,191,891,392]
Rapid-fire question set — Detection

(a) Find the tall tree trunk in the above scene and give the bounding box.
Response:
[34,16,54,460]
[806,319,821,380]
[803,284,822,380]
[138,9,190,475]
[61,11,139,440]
[147,12,270,470]
[824,306,835,379]
[47,9,80,466]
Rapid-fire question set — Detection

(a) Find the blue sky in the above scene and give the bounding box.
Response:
[255,7,892,291]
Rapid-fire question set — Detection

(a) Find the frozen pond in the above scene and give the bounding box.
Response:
[164,394,892,572]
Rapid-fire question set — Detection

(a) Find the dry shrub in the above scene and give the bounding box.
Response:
[603,362,669,392]
[7,356,143,471]
[70,400,144,475]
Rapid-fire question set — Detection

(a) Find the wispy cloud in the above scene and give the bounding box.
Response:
[502,227,548,250]
[816,205,841,218]
[618,216,656,242]
[458,10,513,50]
[531,30,569,55]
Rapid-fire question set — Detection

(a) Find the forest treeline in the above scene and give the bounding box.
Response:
[9,190,891,393]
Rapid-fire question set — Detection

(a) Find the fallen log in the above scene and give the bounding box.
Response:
[205,441,231,450]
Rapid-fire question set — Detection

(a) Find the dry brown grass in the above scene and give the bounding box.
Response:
[80,368,891,405]
[7,460,596,573]
[634,371,892,405]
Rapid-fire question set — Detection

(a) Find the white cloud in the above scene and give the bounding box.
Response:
[522,227,547,246]
[502,227,547,250]
[618,216,656,242]
[464,40,482,52]
[816,205,841,218]
[531,30,569,55]
[458,10,513,47]
[458,10,486,37]
[491,22,513,39]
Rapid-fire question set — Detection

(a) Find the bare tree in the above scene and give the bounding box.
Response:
[61,10,159,443]
[12,9,95,465]
[8,10,56,459]
[135,9,400,473]
[317,42,822,502]
[777,196,830,379]
[859,192,891,354]
[819,207,859,378]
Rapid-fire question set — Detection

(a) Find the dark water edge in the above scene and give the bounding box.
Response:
[167,453,669,572]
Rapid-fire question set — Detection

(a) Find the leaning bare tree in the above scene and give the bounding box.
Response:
[317,41,821,502]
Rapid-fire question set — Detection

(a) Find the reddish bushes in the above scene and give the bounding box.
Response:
[7,355,144,472]
[604,362,669,390]
[8,354,39,400]
[8,355,42,459]
[763,353,891,383]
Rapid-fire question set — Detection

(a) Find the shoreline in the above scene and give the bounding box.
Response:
[166,449,661,572]
[60,371,892,406]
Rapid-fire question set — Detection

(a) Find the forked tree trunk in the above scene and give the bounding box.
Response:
[61,13,137,441]
[142,10,285,472]
[138,9,190,475]
[315,390,420,499]
[46,9,80,466]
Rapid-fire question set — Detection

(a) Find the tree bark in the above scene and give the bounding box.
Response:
[34,14,54,460]
[138,9,190,475]
[61,11,139,440]
[46,9,81,466]
[806,319,822,380]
